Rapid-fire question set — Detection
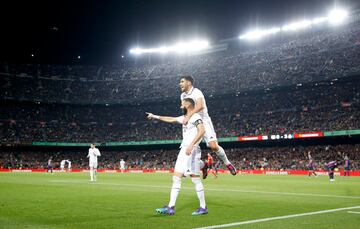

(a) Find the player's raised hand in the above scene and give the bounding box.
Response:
[146,112,154,120]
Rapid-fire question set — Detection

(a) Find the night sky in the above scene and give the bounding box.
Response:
[1,0,359,64]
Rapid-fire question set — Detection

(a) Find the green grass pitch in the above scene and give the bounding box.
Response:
[0,172,359,228]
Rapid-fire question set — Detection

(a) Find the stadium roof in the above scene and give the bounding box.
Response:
[1,0,360,64]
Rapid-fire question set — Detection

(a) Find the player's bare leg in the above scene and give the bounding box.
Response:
[208,141,237,175]
[211,169,217,178]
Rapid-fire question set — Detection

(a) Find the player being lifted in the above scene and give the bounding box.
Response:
[307,151,317,177]
[87,144,101,182]
[179,76,236,177]
[147,98,208,216]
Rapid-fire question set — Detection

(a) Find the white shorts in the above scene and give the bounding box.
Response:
[89,161,98,169]
[174,145,201,176]
[203,117,217,145]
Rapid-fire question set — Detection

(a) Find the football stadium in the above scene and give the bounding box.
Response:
[1,0,360,228]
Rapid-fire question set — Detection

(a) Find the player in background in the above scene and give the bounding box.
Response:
[344,155,350,176]
[205,153,217,179]
[307,151,317,177]
[120,159,126,172]
[47,158,53,173]
[67,160,72,171]
[60,160,66,172]
[179,76,236,177]
[147,98,208,216]
[325,160,338,182]
[87,144,101,182]
[213,160,220,178]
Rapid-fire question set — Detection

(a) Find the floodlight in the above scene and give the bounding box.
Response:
[328,9,348,25]
[129,40,209,55]
[312,17,328,25]
[282,20,312,31]
[239,27,280,40]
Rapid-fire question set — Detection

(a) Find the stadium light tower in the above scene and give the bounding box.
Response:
[328,8,348,25]
[129,40,209,55]
[239,7,349,41]
[281,20,312,31]
[239,27,281,40]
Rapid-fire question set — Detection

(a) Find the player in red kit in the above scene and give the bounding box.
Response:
[204,153,217,179]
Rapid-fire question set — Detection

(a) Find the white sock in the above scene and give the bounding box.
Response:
[192,177,206,209]
[168,176,181,207]
[215,146,230,165]
[94,170,97,181]
[90,168,94,181]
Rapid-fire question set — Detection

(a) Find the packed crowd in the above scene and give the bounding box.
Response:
[1,22,360,104]
[1,144,359,171]
[1,78,359,143]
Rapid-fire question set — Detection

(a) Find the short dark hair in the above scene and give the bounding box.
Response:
[183,98,195,107]
[180,75,194,85]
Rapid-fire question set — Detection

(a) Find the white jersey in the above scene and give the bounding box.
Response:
[176,113,203,148]
[181,86,217,144]
[88,148,101,163]
[60,160,66,167]
[180,87,210,120]
[67,161,71,169]
[120,160,125,169]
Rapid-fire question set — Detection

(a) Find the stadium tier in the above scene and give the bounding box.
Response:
[1,20,360,104]
[1,77,359,143]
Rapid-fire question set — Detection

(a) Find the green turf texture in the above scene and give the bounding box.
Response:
[0,173,359,228]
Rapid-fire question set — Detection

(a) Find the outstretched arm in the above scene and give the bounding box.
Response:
[146,112,181,124]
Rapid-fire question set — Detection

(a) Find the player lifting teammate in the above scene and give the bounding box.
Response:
[179,76,237,178]
[147,98,208,216]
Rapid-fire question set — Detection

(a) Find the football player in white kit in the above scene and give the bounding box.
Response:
[87,144,101,182]
[66,160,72,171]
[120,159,126,172]
[60,160,66,172]
[179,76,237,177]
[147,98,208,216]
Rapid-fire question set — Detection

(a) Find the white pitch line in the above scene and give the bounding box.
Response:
[194,206,360,229]
[49,180,360,200]
[347,211,360,214]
